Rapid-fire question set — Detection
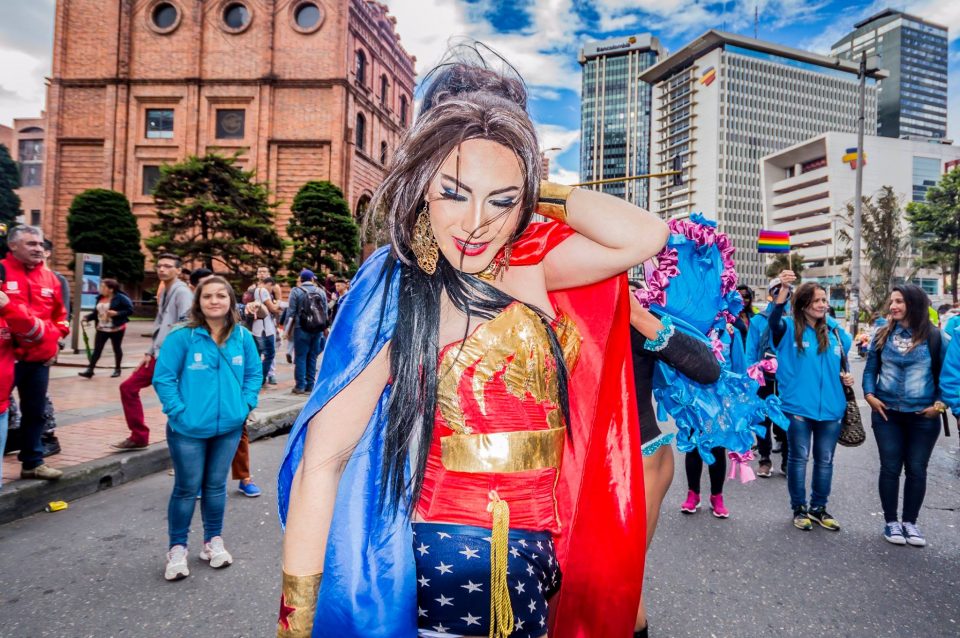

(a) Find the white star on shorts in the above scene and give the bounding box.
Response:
[514,581,526,594]
[437,531,452,540]
[417,542,430,556]
[435,561,453,575]
[515,618,526,630]
[509,546,521,558]
[526,564,535,576]
[461,612,481,626]
[528,598,537,613]
[432,623,449,633]
[418,607,428,617]
[435,593,454,607]
[517,539,528,548]
[459,546,480,560]
[462,580,483,593]
[418,575,430,588]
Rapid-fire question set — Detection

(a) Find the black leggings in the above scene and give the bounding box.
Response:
[685,447,726,495]
[89,329,125,369]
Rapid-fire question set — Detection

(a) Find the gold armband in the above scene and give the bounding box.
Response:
[537,181,576,223]
[277,571,322,638]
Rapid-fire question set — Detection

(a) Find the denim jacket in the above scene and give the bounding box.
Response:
[862,324,942,413]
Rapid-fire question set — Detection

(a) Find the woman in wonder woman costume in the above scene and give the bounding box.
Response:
[276,48,669,638]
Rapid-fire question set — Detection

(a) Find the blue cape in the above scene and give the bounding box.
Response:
[277,246,417,637]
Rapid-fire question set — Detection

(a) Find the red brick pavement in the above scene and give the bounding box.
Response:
[2,329,298,485]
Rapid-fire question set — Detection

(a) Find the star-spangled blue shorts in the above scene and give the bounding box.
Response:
[413,522,561,638]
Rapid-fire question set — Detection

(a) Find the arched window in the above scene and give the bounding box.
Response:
[355,49,367,86]
[399,95,408,126]
[380,141,388,165]
[355,113,366,151]
[380,74,389,106]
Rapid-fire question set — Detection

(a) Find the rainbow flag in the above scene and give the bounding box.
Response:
[758,229,790,254]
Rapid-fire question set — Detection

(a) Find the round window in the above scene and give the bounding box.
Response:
[294,3,321,29]
[152,2,179,30]
[223,3,250,30]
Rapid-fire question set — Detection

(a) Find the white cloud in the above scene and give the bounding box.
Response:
[549,166,580,185]
[0,46,47,126]
[388,0,584,92]
[536,124,580,154]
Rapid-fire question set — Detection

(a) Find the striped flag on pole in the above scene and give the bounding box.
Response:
[757,229,790,254]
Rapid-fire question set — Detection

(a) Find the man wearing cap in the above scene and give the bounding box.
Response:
[287,269,327,395]
[745,277,792,476]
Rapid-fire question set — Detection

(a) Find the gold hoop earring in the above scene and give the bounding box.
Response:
[411,204,439,275]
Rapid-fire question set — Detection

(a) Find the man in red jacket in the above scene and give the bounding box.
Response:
[0,225,70,480]
[0,286,39,484]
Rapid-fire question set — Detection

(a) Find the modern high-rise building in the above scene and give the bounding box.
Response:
[760,133,960,303]
[639,30,884,288]
[831,9,949,140]
[579,34,663,209]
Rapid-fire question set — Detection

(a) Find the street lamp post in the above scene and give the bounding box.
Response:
[849,52,866,337]
[848,52,883,336]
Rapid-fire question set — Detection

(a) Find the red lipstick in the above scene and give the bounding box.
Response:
[454,237,490,257]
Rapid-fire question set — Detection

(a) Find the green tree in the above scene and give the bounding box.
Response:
[838,186,911,316]
[0,144,23,227]
[287,181,360,276]
[765,252,805,280]
[67,188,145,284]
[145,154,284,277]
[908,168,960,303]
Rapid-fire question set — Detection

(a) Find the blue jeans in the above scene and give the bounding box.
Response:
[294,328,324,391]
[166,424,243,548]
[0,410,8,487]
[785,413,842,509]
[872,410,941,524]
[253,334,275,384]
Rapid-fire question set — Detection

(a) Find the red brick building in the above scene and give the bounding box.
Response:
[43,0,416,274]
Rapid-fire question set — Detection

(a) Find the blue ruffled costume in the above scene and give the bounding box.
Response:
[645,214,788,464]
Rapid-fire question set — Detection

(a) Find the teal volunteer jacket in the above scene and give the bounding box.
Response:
[153,325,261,438]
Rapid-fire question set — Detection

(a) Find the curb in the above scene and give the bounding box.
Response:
[0,401,306,526]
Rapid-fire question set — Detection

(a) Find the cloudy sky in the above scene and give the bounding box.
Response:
[1,0,957,182]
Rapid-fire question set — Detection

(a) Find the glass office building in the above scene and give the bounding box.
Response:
[580,35,663,209]
[831,9,948,140]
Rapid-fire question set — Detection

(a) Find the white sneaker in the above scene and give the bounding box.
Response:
[902,522,927,547]
[199,536,233,568]
[164,545,189,581]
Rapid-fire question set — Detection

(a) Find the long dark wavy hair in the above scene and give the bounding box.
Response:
[367,46,571,514]
[874,284,931,353]
[792,282,830,353]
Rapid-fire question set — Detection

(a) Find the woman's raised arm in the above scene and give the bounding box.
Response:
[542,186,669,290]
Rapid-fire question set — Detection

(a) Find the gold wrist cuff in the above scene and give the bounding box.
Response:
[277,571,322,638]
[537,181,576,223]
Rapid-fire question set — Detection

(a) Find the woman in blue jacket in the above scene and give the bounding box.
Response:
[768,273,853,532]
[153,276,261,581]
[867,285,947,547]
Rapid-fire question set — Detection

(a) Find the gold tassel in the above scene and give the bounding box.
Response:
[487,491,514,638]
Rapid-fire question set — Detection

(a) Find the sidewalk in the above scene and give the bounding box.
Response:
[0,327,308,524]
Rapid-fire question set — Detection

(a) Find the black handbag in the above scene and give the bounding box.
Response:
[835,328,865,447]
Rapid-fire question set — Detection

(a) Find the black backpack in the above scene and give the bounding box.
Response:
[297,287,328,333]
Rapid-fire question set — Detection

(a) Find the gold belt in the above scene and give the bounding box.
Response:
[440,427,565,474]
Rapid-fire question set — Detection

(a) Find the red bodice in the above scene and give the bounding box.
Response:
[415,302,580,533]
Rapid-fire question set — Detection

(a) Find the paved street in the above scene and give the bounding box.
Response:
[1,359,959,637]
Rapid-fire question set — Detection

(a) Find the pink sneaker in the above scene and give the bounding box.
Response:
[710,494,729,518]
[680,490,700,514]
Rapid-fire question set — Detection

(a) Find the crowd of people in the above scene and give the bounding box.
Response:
[0,223,351,583]
[2,50,957,638]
